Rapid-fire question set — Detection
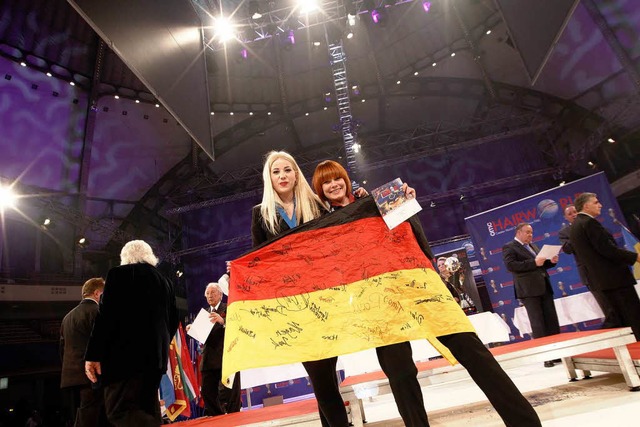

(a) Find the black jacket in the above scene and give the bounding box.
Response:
[502,240,556,299]
[569,213,637,291]
[60,299,99,388]
[85,263,179,384]
[200,302,228,371]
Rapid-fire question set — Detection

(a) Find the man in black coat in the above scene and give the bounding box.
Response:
[569,192,640,340]
[503,223,561,347]
[558,204,620,328]
[195,282,241,416]
[60,277,108,427]
[85,240,178,426]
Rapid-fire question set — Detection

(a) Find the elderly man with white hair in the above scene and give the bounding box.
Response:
[187,279,241,416]
[84,240,178,426]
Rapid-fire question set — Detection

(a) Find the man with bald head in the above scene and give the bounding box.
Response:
[569,192,640,340]
[558,203,620,328]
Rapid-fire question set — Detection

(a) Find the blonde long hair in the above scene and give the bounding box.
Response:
[259,151,325,235]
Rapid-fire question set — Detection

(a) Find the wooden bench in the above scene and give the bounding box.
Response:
[340,328,638,426]
[566,341,640,391]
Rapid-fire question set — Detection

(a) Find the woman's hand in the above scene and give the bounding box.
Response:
[354,187,369,198]
[402,183,416,199]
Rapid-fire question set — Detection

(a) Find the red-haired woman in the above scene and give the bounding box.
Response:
[312,160,541,427]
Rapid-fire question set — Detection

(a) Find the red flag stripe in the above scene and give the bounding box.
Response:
[230,218,434,302]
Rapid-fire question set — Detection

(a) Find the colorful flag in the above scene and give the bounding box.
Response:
[621,224,640,279]
[159,373,175,408]
[165,336,189,421]
[175,323,199,401]
[222,197,475,384]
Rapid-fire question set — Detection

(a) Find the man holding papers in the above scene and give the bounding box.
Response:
[503,223,561,366]
[188,282,241,416]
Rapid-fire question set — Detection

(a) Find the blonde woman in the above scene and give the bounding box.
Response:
[251,151,348,427]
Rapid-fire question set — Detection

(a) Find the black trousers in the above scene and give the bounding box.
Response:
[103,371,162,427]
[602,286,640,340]
[376,342,428,426]
[218,371,242,413]
[440,333,541,427]
[520,291,560,338]
[302,357,349,427]
[202,369,225,416]
[590,288,622,328]
[63,385,109,427]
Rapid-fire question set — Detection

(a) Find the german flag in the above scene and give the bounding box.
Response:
[222,197,475,384]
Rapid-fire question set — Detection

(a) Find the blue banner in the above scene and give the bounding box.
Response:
[464,173,626,341]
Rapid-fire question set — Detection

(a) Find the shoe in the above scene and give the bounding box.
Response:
[544,361,555,368]
[551,358,562,363]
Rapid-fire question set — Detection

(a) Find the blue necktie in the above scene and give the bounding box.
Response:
[524,244,537,256]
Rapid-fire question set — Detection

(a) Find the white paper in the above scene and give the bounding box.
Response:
[186,308,214,344]
[538,244,562,260]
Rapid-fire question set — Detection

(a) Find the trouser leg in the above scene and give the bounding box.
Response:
[439,333,541,427]
[376,342,429,427]
[302,357,349,427]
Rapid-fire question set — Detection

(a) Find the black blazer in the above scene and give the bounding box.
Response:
[200,302,228,371]
[502,240,556,299]
[60,299,99,388]
[569,213,637,291]
[251,204,291,246]
[85,263,179,384]
[558,223,589,286]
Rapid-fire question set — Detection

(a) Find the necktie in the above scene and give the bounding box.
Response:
[524,244,537,256]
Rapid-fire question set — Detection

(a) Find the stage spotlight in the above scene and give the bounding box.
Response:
[43,218,51,226]
[281,29,295,50]
[430,201,436,208]
[459,194,465,201]
[77,237,88,248]
[422,1,432,13]
[607,137,615,143]
[248,0,262,19]
[297,0,319,13]
[0,185,17,210]
[346,30,354,39]
[213,16,236,42]
[352,142,361,153]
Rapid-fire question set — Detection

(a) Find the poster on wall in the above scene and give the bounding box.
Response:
[434,247,480,315]
[464,173,627,341]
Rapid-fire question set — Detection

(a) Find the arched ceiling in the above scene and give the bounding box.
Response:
[1,0,639,261]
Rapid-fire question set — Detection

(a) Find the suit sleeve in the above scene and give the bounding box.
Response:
[502,243,537,273]
[558,227,575,254]
[585,220,638,265]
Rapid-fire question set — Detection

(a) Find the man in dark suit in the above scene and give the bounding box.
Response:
[60,277,108,427]
[503,223,561,365]
[559,204,620,328]
[195,282,241,416]
[85,240,178,426]
[569,192,640,340]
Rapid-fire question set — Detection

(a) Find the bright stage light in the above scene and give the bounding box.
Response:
[422,1,432,13]
[214,16,236,42]
[297,0,319,13]
[0,186,17,210]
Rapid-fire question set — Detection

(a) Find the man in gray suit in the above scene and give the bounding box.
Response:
[569,192,640,340]
[503,223,561,366]
[60,277,108,427]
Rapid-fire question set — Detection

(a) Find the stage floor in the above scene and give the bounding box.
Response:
[175,360,639,426]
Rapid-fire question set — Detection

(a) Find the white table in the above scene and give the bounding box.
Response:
[240,311,511,388]
[512,283,640,337]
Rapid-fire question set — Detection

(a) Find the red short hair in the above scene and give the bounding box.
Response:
[312,160,353,203]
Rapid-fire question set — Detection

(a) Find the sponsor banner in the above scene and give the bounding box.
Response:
[465,173,626,340]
